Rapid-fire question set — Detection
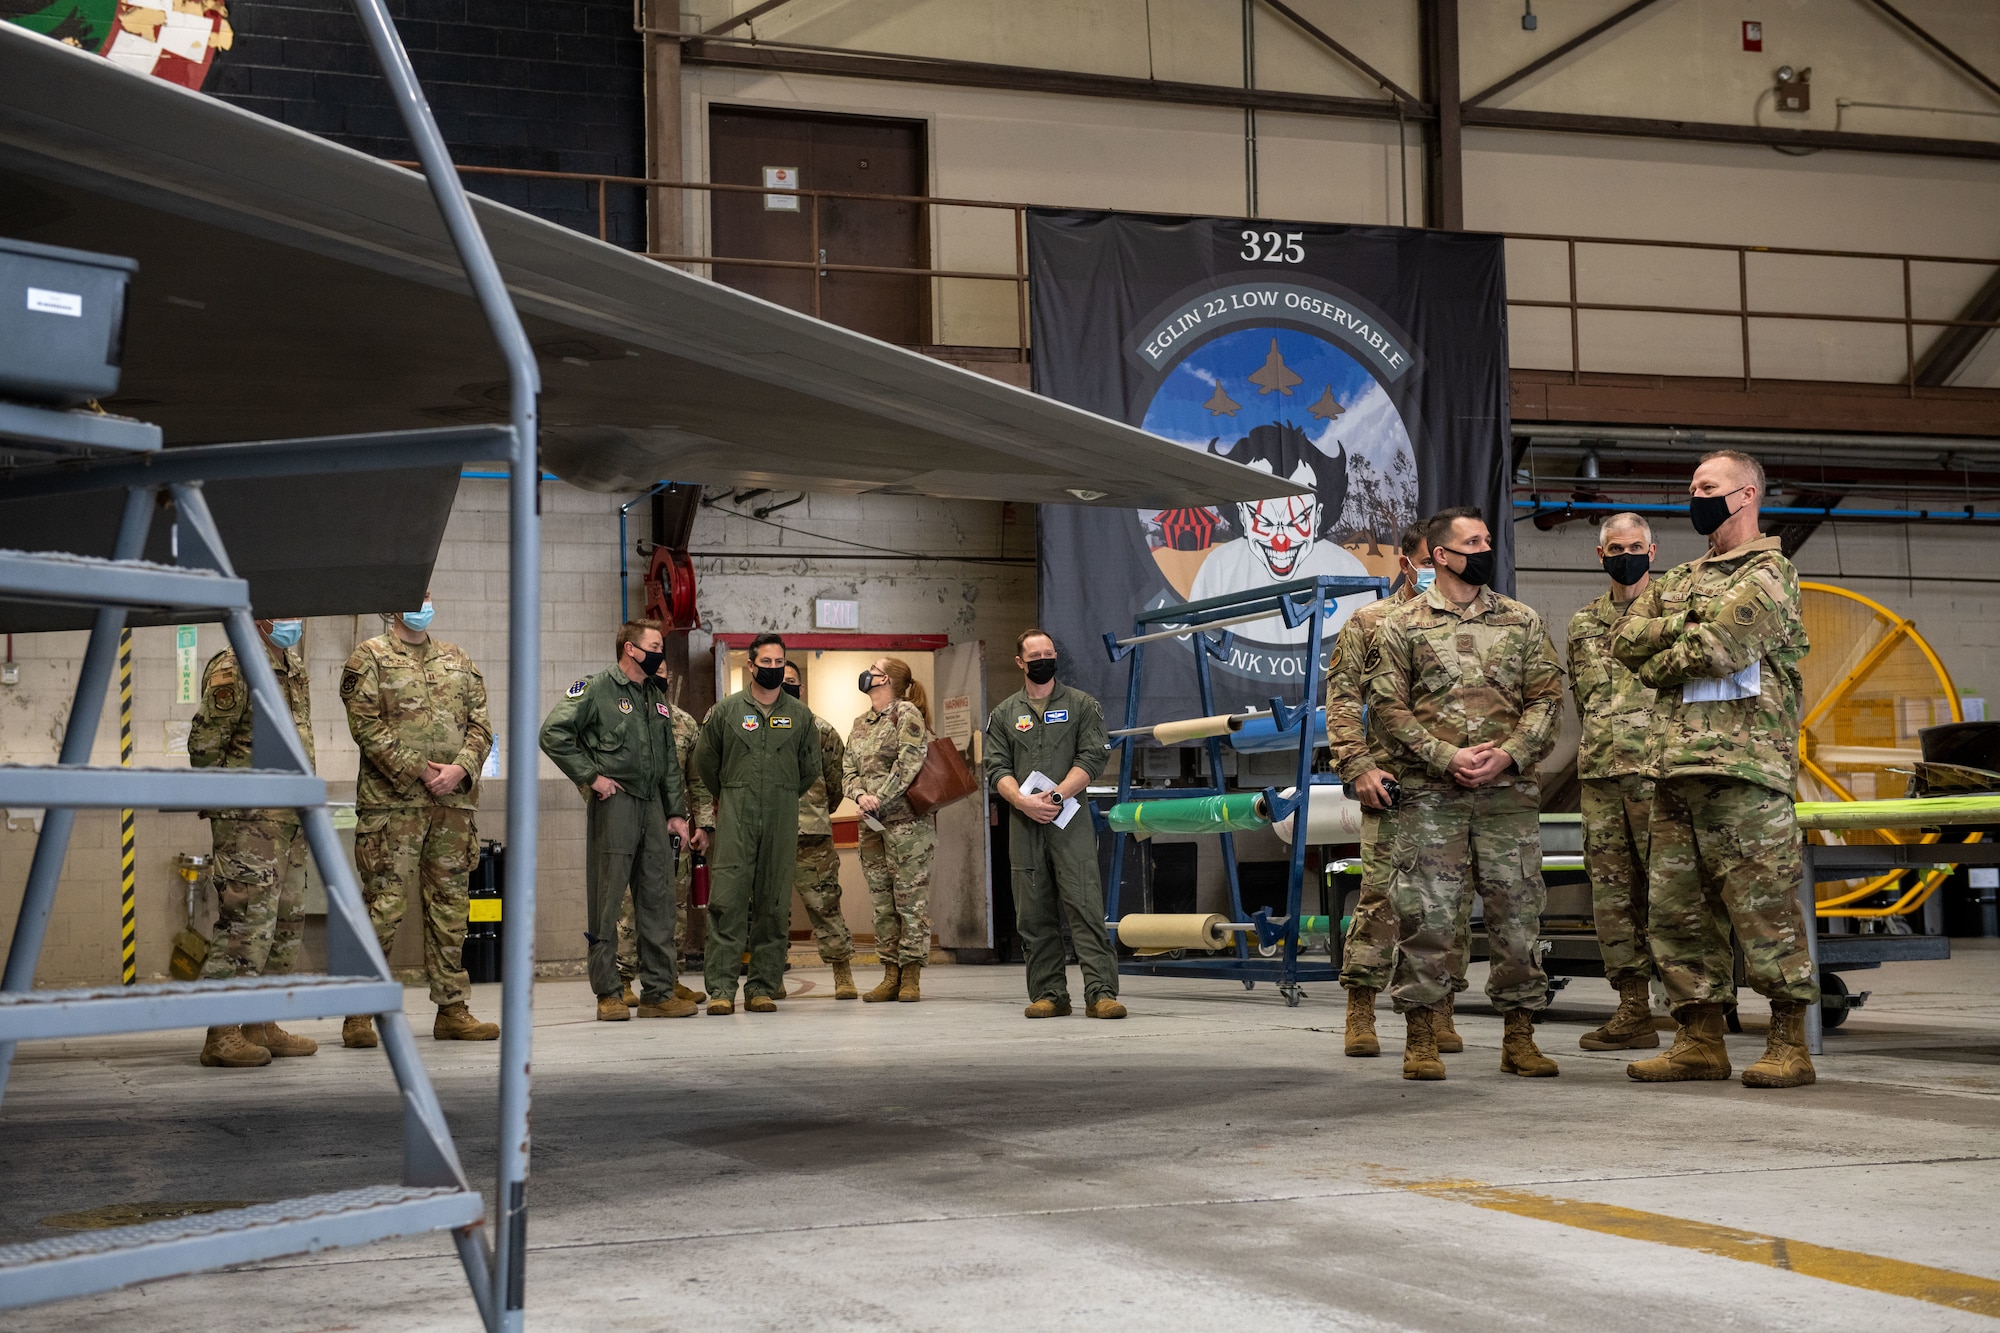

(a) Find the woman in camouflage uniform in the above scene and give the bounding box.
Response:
[844,657,936,1003]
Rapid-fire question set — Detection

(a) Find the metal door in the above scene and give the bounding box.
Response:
[928,639,990,949]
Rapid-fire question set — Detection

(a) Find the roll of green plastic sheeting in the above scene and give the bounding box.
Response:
[1795,794,2000,830]
[1104,793,1270,838]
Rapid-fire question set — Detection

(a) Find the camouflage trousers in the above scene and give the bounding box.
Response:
[1647,775,1818,1010]
[199,817,306,980]
[1340,804,1469,994]
[1387,781,1549,1014]
[617,852,693,984]
[794,834,856,963]
[1581,774,1655,986]
[858,817,934,966]
[355,806,476,1006]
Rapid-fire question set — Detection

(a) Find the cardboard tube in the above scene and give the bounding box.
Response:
[1152,714,1237,745]
[1264,786,1365,845]
[1115,913,1234,951]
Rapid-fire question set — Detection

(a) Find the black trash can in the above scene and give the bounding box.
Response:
[463,840,505,984]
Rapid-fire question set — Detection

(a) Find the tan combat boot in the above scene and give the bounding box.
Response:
[673,982,706,1004]
[1342,986,1380,1057]
[1402,1007,1445,1080]
[638,996,699,1018]
[862,961,902,1003]
[341,1014,378,1049]
[1627,1002,1732,1082]
[1500,1009,1560,1077]
[1433,993,1464,1054]
[596,995,631,1022]
[707,997,734,1015]
[200,1025,273,1068]
[1581,976,1660,1050]
[1024,997,1072,1018]
[897,962,923,1002]
[242,1022,318,1057]
[1742,1000,1817,1088]
[832,960,859,1000]
[1086,996,1127,1019]
[746,994,777,1013]
[621,984,639,1008]
[434,1002,500,1040]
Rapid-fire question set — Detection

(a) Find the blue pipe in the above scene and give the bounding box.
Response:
[1516,498,2000,523]
[461,470,558,480]
[1230,707,1328,753]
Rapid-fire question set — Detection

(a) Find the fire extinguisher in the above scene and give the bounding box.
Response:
[690,849,710,909]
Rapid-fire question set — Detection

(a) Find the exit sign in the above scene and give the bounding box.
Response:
[814,599,859,630]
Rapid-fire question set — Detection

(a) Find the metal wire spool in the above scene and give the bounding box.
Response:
[1797,581,1976,919]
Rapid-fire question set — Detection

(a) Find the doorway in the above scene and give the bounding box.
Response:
[707,105,930,345]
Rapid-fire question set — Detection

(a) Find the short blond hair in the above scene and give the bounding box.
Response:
[1699,449,1766,494]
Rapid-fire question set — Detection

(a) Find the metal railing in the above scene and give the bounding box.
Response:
[404,161,2000,386]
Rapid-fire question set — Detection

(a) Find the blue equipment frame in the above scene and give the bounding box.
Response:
[1098,574,1385,1006]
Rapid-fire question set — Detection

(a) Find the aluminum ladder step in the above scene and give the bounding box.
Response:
[0,765,323,809]
[0,549,245,613]
[0,974,403,1043]
[0,1185,485,1310]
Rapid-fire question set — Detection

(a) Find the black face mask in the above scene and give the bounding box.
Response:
[1024,657,1058,685]
[1688,488,1742,536]
[632,647,666,679]
[1602,552,1651,586]
[752,664,787,691]
[858,670,879,693]
[1443,547,1496,588]
[781,681,802,699]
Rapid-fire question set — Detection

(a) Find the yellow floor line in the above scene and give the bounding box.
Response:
[1401,1179,2000,1319]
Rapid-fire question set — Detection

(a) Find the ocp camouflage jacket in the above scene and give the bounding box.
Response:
[1610,535,1807,794]
[843,700,929,826]
[1568,590,1657,781]
[188,638,314,823]
[1364,585,1565,788]
[1324,591,1406,786]
[340,633,491,812]
[799,713,847,836]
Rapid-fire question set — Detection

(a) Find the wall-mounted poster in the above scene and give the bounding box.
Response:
[1028,211,1511,721]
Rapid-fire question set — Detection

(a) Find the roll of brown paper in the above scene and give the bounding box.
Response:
[1151,715,1237,745]
[1114,913,1235,952]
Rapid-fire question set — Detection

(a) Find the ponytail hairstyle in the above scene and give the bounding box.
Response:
[877,656,931,730]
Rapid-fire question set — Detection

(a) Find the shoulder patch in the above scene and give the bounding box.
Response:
[339,670,360,698]
[567,678,587,698]
[1733,603,1760,626]
[209,684,237,711]
[1362,642,1383,673]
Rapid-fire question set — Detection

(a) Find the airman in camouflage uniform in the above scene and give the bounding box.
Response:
[340,599,497,1046]
[1569,512,1663,1051]
[616,690,711,998]
[846,659,935,1001]
[189,620,318,1067]
[1324,525,1466,1058]
[1613,451,1817,1089]
[787,664,859,998]
[1366,508,1564,1080]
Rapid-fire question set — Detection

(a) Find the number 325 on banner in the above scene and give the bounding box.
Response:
[1241,230,1305,264]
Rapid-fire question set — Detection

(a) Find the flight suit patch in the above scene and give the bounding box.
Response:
[617,698,633,714]
[1043,709,1069,723]
[656,703,671,717]
[567,679,587,698]
[771,715,794,728]
[1014,714,1034,732]
[742,713,760,731]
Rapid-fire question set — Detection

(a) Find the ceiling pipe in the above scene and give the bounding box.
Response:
[1513,423,2000,454]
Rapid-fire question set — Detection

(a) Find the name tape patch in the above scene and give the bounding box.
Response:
[771,715,794,728]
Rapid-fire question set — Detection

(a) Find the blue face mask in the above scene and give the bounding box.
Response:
[1414,568,1437,593]
[401,601,435,632]
[267,619,302,649]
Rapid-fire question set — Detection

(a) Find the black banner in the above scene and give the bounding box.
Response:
[1028,210,1512,722]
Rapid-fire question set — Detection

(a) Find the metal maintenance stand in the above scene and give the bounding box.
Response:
[0,3,541,1326]
[1101,575,1384,1006]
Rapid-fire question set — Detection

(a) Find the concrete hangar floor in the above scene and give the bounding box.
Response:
[3,950,1996,1331]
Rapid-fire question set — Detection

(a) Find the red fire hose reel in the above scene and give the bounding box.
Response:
[642,543,697,630]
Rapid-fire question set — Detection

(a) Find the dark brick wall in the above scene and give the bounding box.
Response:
[208,0,646,248]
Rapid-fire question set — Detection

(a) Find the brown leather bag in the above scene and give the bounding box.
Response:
[905,735,979,816]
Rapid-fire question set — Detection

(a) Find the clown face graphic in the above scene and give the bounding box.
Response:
[1236,459,1322,580]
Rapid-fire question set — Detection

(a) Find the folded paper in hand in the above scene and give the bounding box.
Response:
[1683,660,1761,703]
[1021,770,1080,830]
